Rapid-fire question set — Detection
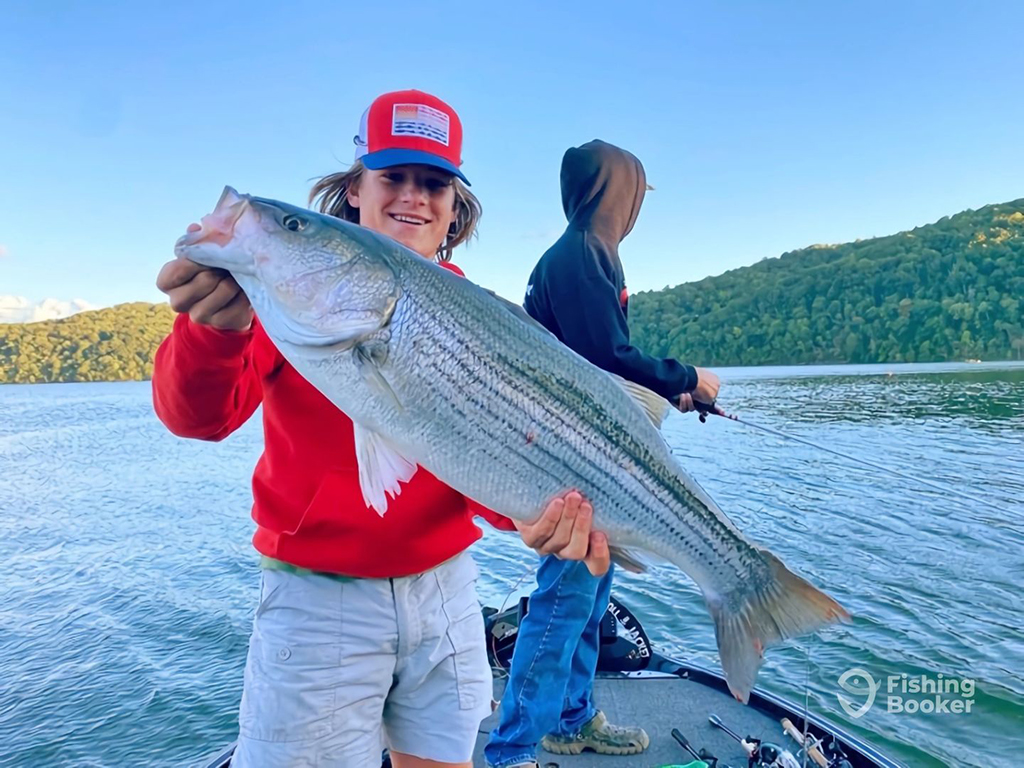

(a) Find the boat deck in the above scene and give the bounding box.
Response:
[199,671,893,768]
[474,673,787,767]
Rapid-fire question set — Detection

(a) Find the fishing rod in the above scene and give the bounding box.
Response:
[670,727,729,768]
[780,718,828,768]
[709,714,801,768]
[779,718,856,768]
[693,401,1004,514]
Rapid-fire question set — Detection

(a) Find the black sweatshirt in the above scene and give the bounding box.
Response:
[523,140,698,400]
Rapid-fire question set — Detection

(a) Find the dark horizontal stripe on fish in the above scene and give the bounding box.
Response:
[402,278,754,578]
[421,347,573,493]
[485,333,733,568]
[491,345,753,572]
[419,316,645,512]
[414,298,721,566]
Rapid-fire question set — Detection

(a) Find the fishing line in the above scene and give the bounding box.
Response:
[479,559,540,736]
[698,405,1004,513]
[802,644,810,768]
[491,559,538,680]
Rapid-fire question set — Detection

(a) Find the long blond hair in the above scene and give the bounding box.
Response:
[309,160,482,262]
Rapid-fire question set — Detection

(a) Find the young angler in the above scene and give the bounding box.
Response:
[153,90,608,768]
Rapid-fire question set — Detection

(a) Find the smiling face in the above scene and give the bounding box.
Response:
[346,164,457,259]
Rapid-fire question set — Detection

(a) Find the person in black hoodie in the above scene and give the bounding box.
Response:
[484,140,720,768]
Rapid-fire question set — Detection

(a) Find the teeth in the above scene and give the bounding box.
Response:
[392,214,426,225]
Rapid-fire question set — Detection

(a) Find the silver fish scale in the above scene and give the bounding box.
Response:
[376,257,769,595]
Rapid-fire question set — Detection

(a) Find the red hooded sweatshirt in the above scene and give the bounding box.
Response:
[151,261,515,577]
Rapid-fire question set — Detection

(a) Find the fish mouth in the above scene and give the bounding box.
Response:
[175,186,251,251]
[174,186,261,275]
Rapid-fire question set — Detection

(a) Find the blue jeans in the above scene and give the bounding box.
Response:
[484,556,614,767]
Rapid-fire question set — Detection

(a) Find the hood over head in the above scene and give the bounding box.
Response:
[560,140,647,243]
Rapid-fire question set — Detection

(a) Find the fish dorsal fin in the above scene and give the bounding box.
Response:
[607,372,673,429]
[482,286,671,429]
[353,422,418,516]
[479,283,670,428]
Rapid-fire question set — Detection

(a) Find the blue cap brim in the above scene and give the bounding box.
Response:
[362,148,470,185]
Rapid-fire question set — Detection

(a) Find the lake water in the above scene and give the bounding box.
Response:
[1,362,1022,767]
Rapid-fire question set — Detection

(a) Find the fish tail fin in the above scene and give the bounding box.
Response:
[708,552,850,704]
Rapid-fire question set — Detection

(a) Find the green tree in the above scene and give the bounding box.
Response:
[630,198,1024,365]
[0,303,176,384]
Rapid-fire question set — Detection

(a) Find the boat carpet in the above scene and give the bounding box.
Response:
[474,673,792,767]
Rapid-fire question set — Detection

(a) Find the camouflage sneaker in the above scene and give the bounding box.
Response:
[541,710,651,756]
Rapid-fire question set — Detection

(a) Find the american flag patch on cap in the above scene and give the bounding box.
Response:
[392,103,450,146]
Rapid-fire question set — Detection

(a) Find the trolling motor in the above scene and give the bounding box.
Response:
[708,714,800,768]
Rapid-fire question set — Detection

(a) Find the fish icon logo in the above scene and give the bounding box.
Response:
[837,668,879,719]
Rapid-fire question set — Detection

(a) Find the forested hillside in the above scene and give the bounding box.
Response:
[0,303,175,384]
[629,200,1023,365]
[2,198,1021,384]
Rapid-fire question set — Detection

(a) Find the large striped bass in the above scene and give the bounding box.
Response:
[175,187,849,702]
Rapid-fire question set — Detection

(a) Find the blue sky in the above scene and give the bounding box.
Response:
[1,1,1022,310]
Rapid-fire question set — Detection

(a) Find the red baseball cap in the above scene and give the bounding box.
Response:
[353,89,469,185]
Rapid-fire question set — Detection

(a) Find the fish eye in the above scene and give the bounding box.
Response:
[283,214,308,232]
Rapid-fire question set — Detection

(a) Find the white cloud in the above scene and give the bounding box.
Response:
[0,296,99,324]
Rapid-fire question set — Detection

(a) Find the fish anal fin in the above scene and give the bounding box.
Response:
[353,422,418,516]
[608,545,651,574]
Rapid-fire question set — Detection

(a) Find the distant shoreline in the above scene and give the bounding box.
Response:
[3,359,1022,387]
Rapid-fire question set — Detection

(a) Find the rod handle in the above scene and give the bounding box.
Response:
[780,718,829,768]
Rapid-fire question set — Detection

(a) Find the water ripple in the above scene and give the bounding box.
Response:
[1,365,1022,766]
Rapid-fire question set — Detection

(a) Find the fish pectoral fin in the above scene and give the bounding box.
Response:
[353,423,418,516]
[608,545,651,574]
[355,342,403,411]
[607,373,673,429]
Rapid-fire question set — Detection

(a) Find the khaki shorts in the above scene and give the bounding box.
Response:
[231,551,492,767]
